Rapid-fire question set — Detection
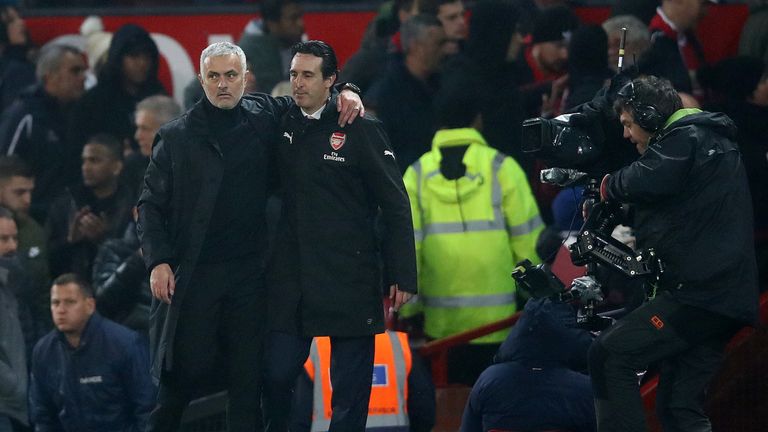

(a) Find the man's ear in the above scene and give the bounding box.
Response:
[327,73,337,89]
[198,74,204,86]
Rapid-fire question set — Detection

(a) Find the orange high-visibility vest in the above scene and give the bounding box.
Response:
[304,331,412,431]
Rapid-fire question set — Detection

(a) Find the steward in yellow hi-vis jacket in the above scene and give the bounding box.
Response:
[402,127,543,344]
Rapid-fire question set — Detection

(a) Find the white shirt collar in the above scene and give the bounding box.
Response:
[300,104,326,120]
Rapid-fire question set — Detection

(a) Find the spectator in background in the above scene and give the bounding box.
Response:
[366,14,445,172]
[238,0,305,94]
[0,207,29,432]
[92,216,150,334]
[441,0,529,168]
[0,157,51,342]
[340,0,419,93]
[460,298,596,432]
[518,5,579,118]
[122,95,181,199]
[29,273,155,431]
[69,24,166,157]
[564,24,612,111]
[602,15,650,74]
[0,5,35,112]
[511,0,570,36]
[639,0,712,94]
[521,5,578,85]
[421,0,468,56]
[0,44,87,224]
[401,84,543,385]
[291,331,436,432]
[79,15,112,87]
[47,134,133,280]
[739,0,768,66]
[699,56,768,287]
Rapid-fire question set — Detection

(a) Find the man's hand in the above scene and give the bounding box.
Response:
[150,263,175,304]
[337,90,365,126]
[78,211,108,242]
[66,207,91,243]
[389,284,412,313]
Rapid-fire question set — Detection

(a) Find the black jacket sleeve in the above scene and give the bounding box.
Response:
[605,129,694,204]
[136,132,176,271]
[92,239,146,319]
[357,118,418,293]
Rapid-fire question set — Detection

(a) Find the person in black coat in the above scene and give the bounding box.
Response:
[263,40,417,432]
[92,221,151,334]
[590,75,759,432]
[137,41,363,432]
[69,23,166,156]
[0,44,87,224]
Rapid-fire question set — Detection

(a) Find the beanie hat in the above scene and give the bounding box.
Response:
[531,5,579,44]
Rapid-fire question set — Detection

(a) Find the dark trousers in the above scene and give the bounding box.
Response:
[589,291,740,432]
[147,256,267,432]
[263,331,375,432]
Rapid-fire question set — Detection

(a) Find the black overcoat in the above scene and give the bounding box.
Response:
[268,98,417,337]
[136,94,290,380]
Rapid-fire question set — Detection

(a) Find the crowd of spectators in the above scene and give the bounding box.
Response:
[0,0,766,430]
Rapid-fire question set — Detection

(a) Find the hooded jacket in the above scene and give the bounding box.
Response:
[69,24,166,151]
[402,128,543,343]
[605,109,759,324]
[460,298,595,432]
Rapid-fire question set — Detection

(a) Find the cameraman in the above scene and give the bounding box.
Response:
[588,75,759,432]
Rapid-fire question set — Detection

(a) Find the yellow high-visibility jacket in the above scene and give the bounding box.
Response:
[402,128,543,343]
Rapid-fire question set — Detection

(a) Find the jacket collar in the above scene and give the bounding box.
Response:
[57,312,101,350]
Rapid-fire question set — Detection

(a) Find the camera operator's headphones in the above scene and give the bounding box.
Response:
[617,81,665,133]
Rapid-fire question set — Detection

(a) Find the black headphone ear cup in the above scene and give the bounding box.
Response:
[633,103,664,133]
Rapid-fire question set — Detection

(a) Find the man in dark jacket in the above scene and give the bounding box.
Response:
[29,273,155,432]
[47,133,134,280]
[639,0,711,93]
[461,298,596,432]
[589,75,760,432]
[0,209,29,432]
[137,41,363,432]
[0,44,87,224]
[263,40,416,432]
[69,24,166,156]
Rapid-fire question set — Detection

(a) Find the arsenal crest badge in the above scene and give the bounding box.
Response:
[330,132,346,151]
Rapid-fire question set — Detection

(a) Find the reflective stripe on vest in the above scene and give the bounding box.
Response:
[414,154,541,239]
[306,332,411,432]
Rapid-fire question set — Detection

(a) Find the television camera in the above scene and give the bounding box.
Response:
[512,29,663,328]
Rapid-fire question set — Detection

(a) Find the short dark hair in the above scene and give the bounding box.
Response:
[85,133,123,161]
[52,273,95,298]
[261,0,296,23]
[0,156,34,182]
[613,75,682,127]
[291,40,338,79]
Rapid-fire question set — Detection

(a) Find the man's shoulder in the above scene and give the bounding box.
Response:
[32,330,61,363]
